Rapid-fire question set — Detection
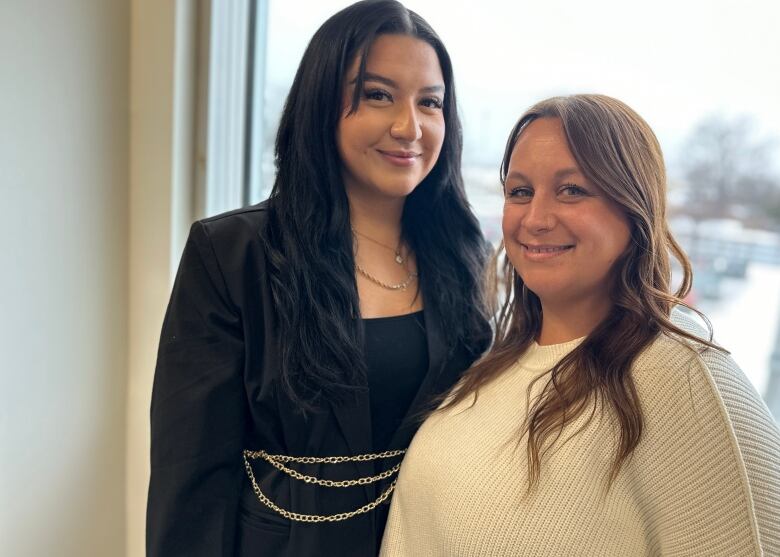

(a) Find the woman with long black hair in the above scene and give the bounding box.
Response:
[146,1,491,556]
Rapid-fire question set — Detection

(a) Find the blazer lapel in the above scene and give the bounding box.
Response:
[422,301,447,383]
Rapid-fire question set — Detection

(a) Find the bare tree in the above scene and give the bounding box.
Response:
[679,115,780,225]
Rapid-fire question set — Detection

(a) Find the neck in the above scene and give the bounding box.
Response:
[536,295,612,345]
[347,192,405,245]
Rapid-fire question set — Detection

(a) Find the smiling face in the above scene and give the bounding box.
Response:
[502,117,631,312]
[336,34,446,204]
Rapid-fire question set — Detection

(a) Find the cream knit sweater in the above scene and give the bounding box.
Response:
[380,311,780,556]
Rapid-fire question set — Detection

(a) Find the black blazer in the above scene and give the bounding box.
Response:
[147,203,483,557]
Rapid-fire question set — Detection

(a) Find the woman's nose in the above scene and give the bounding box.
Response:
[390,102,422,142]
[523,196,556,233]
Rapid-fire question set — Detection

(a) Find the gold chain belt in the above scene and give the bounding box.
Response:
[242,448,405,523]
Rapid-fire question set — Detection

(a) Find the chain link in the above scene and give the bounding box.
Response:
[244,448,405,465]
[355,262,418,291]
[242,449,404,523]
[245,449,402,487]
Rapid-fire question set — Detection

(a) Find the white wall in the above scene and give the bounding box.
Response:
[0,2,202,553]
[127,1,196,555]
[0,1,130,555]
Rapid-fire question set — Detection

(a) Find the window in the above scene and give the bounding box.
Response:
[205,0,780,416]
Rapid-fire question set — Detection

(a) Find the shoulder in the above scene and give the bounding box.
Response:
[635,306,780,487]
[636,307,775,426]
[630,307,780,554]
[196,200,270,245]
[187,201,271,265]
[182,201,272,291]
[633,308,769,423]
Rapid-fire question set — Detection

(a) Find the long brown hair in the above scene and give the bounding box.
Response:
[446,94,720,487]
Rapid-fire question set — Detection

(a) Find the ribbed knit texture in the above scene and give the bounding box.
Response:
[380,310,780,556]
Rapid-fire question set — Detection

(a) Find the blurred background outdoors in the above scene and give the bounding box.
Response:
[258,0,780,414]
[1,0,778,555]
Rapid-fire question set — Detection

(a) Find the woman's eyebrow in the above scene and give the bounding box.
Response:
[553,168,580,180]
[353,72,445,94]
[505,168,580,182]
[362,72,396,87]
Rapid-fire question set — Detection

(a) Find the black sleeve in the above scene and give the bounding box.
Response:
[147,221,248,556]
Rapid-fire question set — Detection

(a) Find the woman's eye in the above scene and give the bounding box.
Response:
[506,186,533,200]
[420,97,443,110]
[559,184,589,197]
[363,89,391,102]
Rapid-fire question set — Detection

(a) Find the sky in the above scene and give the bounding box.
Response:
[265,0,780,171]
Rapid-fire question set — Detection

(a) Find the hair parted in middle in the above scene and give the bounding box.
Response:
[445,94,720,487]
[263,0,491,410]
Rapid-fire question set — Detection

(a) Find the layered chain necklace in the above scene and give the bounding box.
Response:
[352,227,418,291]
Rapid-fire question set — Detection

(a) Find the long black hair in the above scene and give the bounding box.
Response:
[264,0,491,409]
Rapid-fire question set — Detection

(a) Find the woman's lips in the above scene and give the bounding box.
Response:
[377,149,420,167]
[521,243,575,261]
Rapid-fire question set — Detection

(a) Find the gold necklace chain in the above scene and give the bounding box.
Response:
[242,449,405,523]
[351,226,401,254]
[351,229,417,290]
[351,227,405,264]
[355,261,418,291]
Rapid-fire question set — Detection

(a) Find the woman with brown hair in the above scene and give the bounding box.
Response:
[380,94,780,556]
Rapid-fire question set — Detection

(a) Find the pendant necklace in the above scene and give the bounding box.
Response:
[351,227,417,291]
[351,227,405,265]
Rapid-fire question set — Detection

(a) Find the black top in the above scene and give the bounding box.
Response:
[363,311,428,452]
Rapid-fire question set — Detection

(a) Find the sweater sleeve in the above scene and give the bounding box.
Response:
[146,221,248,557]
[630,333,780,556]
[699,347,780,554]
